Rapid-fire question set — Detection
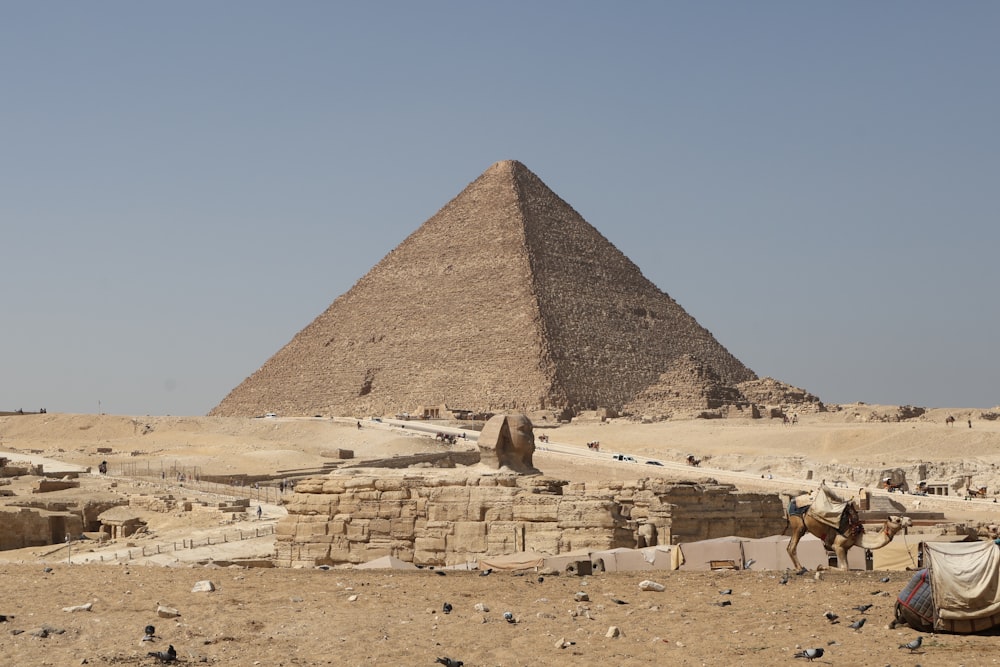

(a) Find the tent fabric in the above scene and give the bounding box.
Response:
[591,547,655,572]
[355,555,418,570]
[926,541,1000,628]
[743,534,827,571]
[638,545,675,570]
[477,551,546,571]
[808,483,850,529]
[539,550,593,572]
[872,535,971,571]
[676,536,745,571]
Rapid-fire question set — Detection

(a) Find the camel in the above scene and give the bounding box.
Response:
[787,511,912,572]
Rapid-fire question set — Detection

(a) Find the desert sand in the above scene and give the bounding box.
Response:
[1,407,999,666]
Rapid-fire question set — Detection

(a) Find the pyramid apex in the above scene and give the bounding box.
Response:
[485,159,528,175]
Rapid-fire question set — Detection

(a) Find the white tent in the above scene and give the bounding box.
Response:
[590,546,671,572]
[477,551,547,572]
[676,536,746,571]
[355,555,418,570]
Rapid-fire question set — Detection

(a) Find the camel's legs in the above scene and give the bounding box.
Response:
[786,515,808,571]
[833,540,850,571]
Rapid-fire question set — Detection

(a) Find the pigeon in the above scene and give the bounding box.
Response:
[442,602,452,614]
[779,570,790,585]
[147,644,177,663]
[719,589,733,595]
[503,611,515,623]
[899,636,923,653]
[853,603,873,613]
[479,569,492,577]
[537,576,544,583]
[849,617,867,630]
[144,625,156,636]
[435,658,464,667]
[824,611,839,623]
[0,614,9,623]
[793,647,824,661]
[880,576,891,583]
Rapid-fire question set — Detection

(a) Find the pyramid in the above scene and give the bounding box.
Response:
[210,160,757,418]
[624,354,746,418]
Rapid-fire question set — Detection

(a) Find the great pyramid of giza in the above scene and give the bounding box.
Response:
[210,160,758,418]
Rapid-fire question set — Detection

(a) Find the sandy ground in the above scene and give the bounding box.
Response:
[0,565,995,666]
[2,408,1000,665]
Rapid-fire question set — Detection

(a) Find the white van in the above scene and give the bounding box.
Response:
[611,454,637,463]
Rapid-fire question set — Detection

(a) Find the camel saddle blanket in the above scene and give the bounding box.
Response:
[897,569,934,629]
[926,541,1000,632]
[806,484,851,530]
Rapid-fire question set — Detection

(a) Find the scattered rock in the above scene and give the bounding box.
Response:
[191,580,216,593]
[606,626,621,638]
[156,605,181,618]
[474,603,489,612]
[574,591,590,602]
[638,580,665,592]
[62,602,93,612]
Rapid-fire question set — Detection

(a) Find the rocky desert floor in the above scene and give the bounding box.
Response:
[1,406,1000,666]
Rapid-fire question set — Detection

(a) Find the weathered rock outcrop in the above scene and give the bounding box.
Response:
[273,472,785,568]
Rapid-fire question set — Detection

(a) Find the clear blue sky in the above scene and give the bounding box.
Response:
[2,3,997,416]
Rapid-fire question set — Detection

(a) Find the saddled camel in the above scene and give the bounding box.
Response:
[787,512,911,571]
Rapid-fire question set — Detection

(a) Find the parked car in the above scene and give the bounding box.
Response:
[645,460,664,466]
[612,454,637,463]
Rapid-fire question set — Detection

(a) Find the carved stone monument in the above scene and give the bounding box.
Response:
[478,414,539,475]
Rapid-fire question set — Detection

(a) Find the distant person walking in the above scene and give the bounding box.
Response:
[256,505,263,520]
[969,419,973,429]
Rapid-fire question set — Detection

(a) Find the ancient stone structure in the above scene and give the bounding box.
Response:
[273,471,784,568]
[477,414,539,474]
[0,507,82,550]
[211,160,759,419]
[624,354,747,419]
[736,377,825,413]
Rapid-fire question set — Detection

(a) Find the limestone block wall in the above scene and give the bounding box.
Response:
[0,507,82,550]
[273,473,785,568]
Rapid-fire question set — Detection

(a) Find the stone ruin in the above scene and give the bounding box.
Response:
[273,473,784,568]
[274,413,785,568]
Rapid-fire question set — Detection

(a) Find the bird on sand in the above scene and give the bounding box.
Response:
[147,644,176,663]
[435,658,464,667]
[442,602,452,614]
[142,624,156,641]
[479,569,492,577]
[853,603,873,613]
[793,647,824,661]
[899,636,923,653]
[503,611,516,623]
[779,570,790,585]
[849,618,867,630]
[824,611,839,623]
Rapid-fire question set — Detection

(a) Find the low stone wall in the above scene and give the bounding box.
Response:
[274,472,785,568]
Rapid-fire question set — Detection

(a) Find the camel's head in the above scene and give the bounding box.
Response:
[887,515,912,534]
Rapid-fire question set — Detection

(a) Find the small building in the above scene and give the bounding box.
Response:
[97,506,145,539]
